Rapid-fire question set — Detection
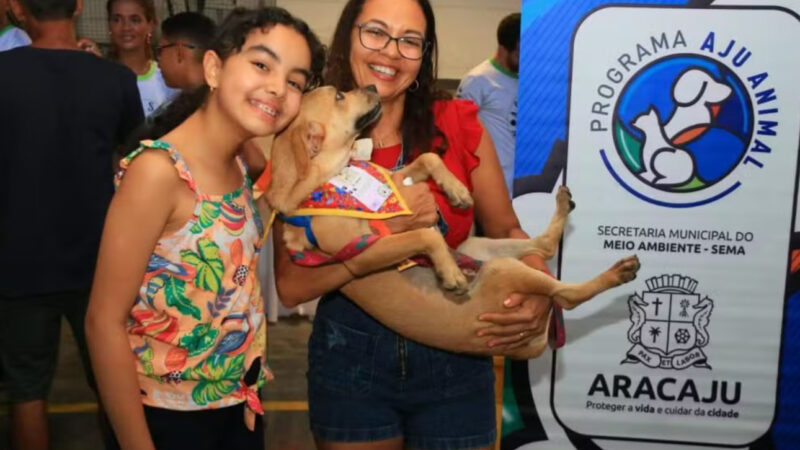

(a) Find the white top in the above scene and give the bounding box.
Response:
[137,60,178,117]
[0,25,31,52]
[457,58,519,195]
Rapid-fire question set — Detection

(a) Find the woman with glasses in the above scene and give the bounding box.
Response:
[107,0,176,117]
[273,0,553,448]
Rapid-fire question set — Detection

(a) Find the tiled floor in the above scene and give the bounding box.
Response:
[0,316,316,449]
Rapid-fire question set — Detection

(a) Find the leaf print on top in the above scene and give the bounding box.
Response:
[181,238,225,294]
[190,201,221,234]
[163,276,201,320]
[144,254,196,309]
[207,287,237,319]
[179,323,220,357]
[133,342,156,378]
[183,354,246,406]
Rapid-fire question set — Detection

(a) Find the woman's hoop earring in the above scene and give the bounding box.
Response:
[408,79,420,92]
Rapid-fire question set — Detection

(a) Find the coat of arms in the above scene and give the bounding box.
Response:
[623,275,713,370]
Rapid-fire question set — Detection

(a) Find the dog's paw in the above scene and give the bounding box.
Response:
[438,265,469,295]
[556,186,575,214]
[440,180,473,209]
[608,255,640,286]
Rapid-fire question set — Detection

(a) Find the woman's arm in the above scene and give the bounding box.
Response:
[468,122,554,351]
[272,220,357,307]
[86,152,183,450]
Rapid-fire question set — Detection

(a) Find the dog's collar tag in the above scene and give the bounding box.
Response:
[353,138,374,161]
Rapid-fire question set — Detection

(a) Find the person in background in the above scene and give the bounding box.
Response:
[457,12,520,196]
[107,0,176,116]
[0,0,143,447]
[156,11,215,91]
[0,0,30,51]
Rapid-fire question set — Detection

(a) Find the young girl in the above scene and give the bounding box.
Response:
[86,7,324,450]
[107,0,177,116]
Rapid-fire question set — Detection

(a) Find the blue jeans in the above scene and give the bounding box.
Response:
[307,292,496,449]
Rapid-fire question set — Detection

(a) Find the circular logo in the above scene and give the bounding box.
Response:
[611,54,753,200]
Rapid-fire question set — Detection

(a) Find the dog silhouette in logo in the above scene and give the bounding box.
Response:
[633,68,732,186]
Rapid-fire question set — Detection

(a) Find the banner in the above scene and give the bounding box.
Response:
[506,1,800,448]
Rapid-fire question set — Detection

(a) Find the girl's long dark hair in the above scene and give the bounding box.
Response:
[125,7,326,152]
[325,0,449,161]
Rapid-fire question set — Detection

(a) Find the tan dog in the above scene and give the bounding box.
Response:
[260,86,640,359]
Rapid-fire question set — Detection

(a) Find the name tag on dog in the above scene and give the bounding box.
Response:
[330,165,393,211]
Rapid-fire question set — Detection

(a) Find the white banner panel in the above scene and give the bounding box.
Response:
[554,6,800,447]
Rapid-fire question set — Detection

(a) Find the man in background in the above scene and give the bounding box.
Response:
[458,12,520,196]
[156,11,215,91]
[0,0,143,448]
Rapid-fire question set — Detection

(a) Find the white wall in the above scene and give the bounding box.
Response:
[276,0,520,79]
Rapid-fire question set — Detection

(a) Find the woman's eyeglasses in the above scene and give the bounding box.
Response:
[356,24,428,61]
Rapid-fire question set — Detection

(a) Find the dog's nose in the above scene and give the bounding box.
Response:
[364,85,378,93]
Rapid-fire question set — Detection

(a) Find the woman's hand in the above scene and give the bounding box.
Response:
[474,253,555,351]
[477,292,552,350]
[386,172,438,233]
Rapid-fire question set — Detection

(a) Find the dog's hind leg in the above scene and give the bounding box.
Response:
[394,153,473,209]
[528,185,574,259]
[457,237,555,261]
[457,186,574,261]
[470,256,640,312]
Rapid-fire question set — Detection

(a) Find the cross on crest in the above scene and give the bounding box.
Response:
[641,292,700,354]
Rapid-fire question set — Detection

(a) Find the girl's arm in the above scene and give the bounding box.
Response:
[86,151,184,450]
[468,122,554,351]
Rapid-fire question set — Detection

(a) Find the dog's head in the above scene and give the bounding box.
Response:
[280,85,381,175]
[672,69,732,107]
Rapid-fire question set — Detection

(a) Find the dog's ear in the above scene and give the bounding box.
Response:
[289,121,325,178]
[302,121,326,157]
[673,69,710,106]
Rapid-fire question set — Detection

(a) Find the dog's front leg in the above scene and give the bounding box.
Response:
[329,228,468,293]
[395,153,473,208]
